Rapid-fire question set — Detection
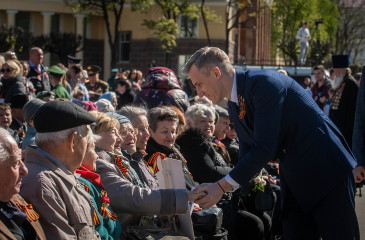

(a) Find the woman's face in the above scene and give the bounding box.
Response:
[22,64,29,77]
[97,127,119,152]
[150,120,177,149]
[191,115,215,139]
[82,142,99,172]
[1,64,15,79]
[119,123,137,154]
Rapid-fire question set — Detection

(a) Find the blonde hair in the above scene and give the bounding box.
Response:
[90,111,120,134]
[182,47,234,76]
[3,60,21,75]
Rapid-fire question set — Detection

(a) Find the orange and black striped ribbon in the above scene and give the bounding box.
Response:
[83,185,90,193]
[114,157,130,180]
[93,209,101,226]
[15,203,39,222]
[100,207,117,221]
[147,152,166,175]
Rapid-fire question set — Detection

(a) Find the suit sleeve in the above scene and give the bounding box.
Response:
[353,67,365,166]
[229,73,286,188]
[95,159,188,216]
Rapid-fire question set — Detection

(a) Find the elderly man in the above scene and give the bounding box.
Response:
[85,65,109,102]
[20,101,100,239]
[184,47,359,239]
[0,128,46,240]
[119,106,150,155]
[27,47,50,94]
[329,55,358,147]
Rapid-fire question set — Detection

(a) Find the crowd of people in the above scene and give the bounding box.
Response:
[0,46,362,240]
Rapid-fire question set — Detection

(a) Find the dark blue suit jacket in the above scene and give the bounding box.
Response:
[228,70,357,212]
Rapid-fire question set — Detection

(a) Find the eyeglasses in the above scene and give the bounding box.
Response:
[119,128,136,138]
[1,68,12,73]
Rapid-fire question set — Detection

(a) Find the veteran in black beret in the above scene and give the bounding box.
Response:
[85,65,109,102]
[20,100,101,239]
[329,55,359,146]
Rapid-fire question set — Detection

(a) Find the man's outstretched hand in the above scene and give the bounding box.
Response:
[193,179,233,208]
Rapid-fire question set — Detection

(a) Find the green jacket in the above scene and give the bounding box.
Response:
[79,177,121,240]
[52,84,71,100]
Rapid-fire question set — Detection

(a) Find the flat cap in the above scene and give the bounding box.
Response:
[67,55,82,63]
[48,65,65,75]
[87,65,102,76]
[332,55,350,68]
[22,99,45,124]
[34,101,96,133]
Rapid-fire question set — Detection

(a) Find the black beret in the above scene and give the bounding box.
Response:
[332,55,350,68]
[34,100,96,133]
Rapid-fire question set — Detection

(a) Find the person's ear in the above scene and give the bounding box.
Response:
[211,66,222,79]
[67,132,77,152]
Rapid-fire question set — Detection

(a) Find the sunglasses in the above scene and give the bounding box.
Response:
[0,68,12,73]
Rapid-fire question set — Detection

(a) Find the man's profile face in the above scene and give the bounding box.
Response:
[0,136,28,201]
[30,49,44,66]
[188,64,223,104]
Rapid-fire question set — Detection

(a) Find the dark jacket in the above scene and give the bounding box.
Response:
[27,63,50,94]
[176,128,232,184]
[145,137,198,190]
[228,70,357,212]
[311,78,332,110]
[221,137,240,166]
[116,89,135,110]
[134,67,189,112]
[353,65,365,166]
[329,75,359,147]
[0,74,26,103]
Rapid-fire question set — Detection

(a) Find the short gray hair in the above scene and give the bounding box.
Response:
[185,103,215,125]
[0,128,16,164]
[119,106,147,126]
[182,47,234,76]
[35,125,89,148]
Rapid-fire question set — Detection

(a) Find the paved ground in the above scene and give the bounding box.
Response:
[355,186,365,238]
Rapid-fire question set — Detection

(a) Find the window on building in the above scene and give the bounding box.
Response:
[15,11,30,31]
[119,31,131,62]
[51,14,60,33]
[178,15,198,38]
[178,55,191,76]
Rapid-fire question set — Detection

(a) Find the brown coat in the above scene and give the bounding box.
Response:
[0,194,46,240]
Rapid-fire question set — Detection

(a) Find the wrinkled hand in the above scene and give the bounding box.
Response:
[193,203,202,212]
[187,190,206,202]
[193,183,224,209]
[354,166,365,183]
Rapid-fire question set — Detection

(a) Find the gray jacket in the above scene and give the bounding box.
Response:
[20,146,100,240]
[94,150,188,227]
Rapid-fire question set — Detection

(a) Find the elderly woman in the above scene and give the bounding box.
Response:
[77,131,121,240]
[145,107,197,190]
[176,103,232,183]
[90,112,197,239]
[0,60,27,103]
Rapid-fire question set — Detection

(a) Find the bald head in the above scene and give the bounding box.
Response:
[29,47,44,66]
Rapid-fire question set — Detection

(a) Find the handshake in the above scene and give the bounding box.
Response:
[186,181,233,209]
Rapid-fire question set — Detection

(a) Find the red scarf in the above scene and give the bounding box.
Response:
[76,166,105,190]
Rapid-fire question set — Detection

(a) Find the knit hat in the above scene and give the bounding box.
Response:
[22,99,45,124]
[106,112,131,125]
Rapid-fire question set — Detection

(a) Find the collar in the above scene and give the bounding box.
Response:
[230,72,238,105]
[76,166,104,190]
[36,148,71,172]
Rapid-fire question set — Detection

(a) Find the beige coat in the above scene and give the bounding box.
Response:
[20,146,100,240]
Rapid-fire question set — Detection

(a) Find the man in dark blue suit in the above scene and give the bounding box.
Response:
[185,47,359,239]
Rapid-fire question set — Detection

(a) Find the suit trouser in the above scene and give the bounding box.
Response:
[283,173,359,240]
